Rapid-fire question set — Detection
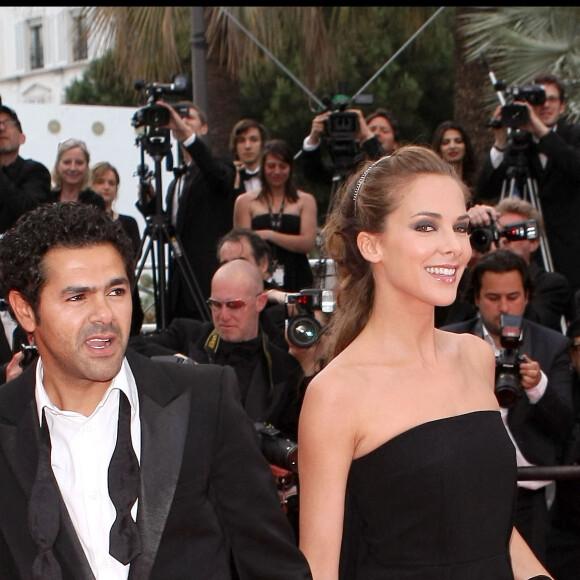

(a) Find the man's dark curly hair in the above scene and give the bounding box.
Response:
[0,202,136,316]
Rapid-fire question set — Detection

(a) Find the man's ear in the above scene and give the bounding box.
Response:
[7,291,37,333]
[199,123,209,137]
[255,290,268,313]
[529,238,540,253]
[357,231,383,263]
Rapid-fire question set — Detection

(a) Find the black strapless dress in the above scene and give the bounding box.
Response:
[339,411,517,579]
[251,213,313,292]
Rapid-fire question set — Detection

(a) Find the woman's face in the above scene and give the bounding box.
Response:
[57,146,89,188]
[264,153,290,190]
[366,174,471,308]
[439,129,466,164]
[92,169,119,206]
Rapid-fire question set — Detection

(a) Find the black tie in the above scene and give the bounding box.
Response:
[29,409,63,580]
[108,390,142,565]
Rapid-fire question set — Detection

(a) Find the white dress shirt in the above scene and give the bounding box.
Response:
[35,358,141,580]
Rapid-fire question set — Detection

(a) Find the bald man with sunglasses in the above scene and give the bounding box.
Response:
[129,259,303,438]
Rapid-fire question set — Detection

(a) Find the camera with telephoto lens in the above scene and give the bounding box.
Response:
[495,83,546,129]
[132,74,188,129]
[254,422,298,473]
[469,218,539,253]
[285,289,335,349]
[495,314,526,408]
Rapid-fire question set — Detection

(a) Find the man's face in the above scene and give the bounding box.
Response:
[475,270,528,339]
[209,272,263,342]
[182,107,208,137]
[367,115,397,154]
[14,244,132,394]
[0,112,24,157]
[235,127,263,169]
[496,211,539,264]
[532,82,565,128]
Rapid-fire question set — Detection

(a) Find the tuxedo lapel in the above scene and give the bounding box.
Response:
[127,358,192,580]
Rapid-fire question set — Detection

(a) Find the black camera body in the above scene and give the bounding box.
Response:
[285,289,335,349]
[132,74,188,129]
[254,422,298,472]
[495,314,525,408]
[469,218,539,253]
[500,83,546,129]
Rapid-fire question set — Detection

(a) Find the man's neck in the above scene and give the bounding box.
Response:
[0,151,18,167]
[243,162,260,174]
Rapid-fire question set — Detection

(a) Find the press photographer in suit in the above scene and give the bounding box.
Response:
[444,249,574,563]
[477,72,580,297]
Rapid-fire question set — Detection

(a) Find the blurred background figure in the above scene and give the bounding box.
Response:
[229,118,269,197]
[50,138,104,209]
[432,120,478,193]
[233,138,317,292]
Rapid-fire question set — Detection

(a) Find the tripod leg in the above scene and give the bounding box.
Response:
[525,177,554,273]
[161,225,211,322]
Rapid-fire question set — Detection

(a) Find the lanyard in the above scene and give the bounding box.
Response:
[266,196,286,231]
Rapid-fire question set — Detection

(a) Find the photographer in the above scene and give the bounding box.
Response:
[438,198,572,331]
[444,249,575,563]
[477,72,580,297]
[144,100,236,322]
[299,107,397,185]
[129,258,302,439]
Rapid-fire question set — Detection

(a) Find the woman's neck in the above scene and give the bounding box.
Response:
[59,183,82,202]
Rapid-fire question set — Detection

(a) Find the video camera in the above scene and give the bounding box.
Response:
[469,218,539,253]
[254,422,298,473]
[495,314,525,408]
[285,289,335,349]
[498,83,546,129]
[131,74,189,129]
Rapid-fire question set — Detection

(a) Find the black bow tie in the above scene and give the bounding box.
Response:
[29,392,142,579]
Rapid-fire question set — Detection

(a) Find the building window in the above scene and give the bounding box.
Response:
[72,13,88,62]
[29,20,44,70]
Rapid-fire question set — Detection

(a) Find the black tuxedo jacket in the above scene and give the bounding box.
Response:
[0,351,311,580]
[0,156,51,235]
[166,138,236,321]
[477,119,580,291]
[443,317,575,466]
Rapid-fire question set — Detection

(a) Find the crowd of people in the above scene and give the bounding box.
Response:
[0,68,579,579]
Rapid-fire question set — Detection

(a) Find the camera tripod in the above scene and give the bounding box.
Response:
[134,127,210,329]
[499,130,554,274]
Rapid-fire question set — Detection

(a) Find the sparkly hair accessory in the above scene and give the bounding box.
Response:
[352,156,390,210]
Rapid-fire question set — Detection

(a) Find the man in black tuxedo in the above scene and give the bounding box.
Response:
[228,118,268,197]
[477,72,580,297]
[154,100,236,322]
[0,103,51,235]
[0,203,311,580]
[444,249,574,564]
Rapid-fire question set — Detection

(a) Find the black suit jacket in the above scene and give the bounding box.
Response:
[477,119,580,291]
[166,139,236,321]
[0,156,51,234]
[0,351,311,580]
[128,319,302,437]
[443,317,575,466]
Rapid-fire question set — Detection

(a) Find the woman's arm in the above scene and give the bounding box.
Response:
[298,370,356,580]
[509,528,553,580]
[233,192,254,229]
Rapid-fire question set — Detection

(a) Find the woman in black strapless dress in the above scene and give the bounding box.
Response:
[233,139,317,292]
[298,145,553,580]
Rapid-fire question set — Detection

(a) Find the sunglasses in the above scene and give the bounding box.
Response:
[206,293,263,311]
